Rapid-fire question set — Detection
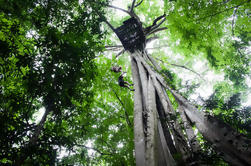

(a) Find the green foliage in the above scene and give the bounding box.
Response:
[205,89,251,135]
[161,69,178,90]
[0,0,108,165]
[166,90,179,111]
[0,0,250,165]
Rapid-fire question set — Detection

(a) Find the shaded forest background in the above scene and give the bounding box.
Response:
[0,0,250,165]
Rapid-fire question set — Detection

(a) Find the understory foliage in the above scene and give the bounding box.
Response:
[0,0,250,165]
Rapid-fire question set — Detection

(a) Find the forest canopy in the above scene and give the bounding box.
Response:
[0,0,250,165]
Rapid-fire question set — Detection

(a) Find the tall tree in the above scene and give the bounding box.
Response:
[1,0,250,165]
[103,0,251,165]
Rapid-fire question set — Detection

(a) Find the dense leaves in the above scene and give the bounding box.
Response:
[0,0,108,165]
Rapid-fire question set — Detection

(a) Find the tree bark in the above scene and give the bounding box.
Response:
[130,50,251,166]
[177,105,201,155]
[167,84,251,166]
[131,54,146,165]
[145,76,158,166]
[131,51,176,165]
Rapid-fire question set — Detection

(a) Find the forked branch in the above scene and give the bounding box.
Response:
[108,0,144,16]
[144,14,166,35]
[130,0,137,13]
[151,17,166,32]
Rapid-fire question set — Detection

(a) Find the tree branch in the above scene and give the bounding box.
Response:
[144,14,166,35]
[105,45,123,51]
[150,18,166,32]
[15,103,52,166]
[29,103,51,146]
[146,36,159,44]
[147,27,168,36]
[153,14,166,26]
[135,0,144,8]
[116,49,126,58]
[130,0,137,13]
[103,18,116,32]
[105,45,123,48]
[146,45,169,50]
[107,5,130,15]
[170,63,204,79]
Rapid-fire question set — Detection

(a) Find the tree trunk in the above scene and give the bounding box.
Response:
[14,102,52,166]
[131,51,176,166]
[130,50,251,166]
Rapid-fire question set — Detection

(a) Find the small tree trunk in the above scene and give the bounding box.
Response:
[14,102,52,166]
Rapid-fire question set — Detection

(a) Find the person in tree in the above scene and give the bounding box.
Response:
[111,66,122,73]
[118,72,134,91]
[111,66,134,91]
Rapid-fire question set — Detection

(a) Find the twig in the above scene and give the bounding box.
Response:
[135,0,144,7]
[222,0,232,4]
[105,48,122,51]
[170,63,204,81]
[207,14,213,27]
[237,48,244,56]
